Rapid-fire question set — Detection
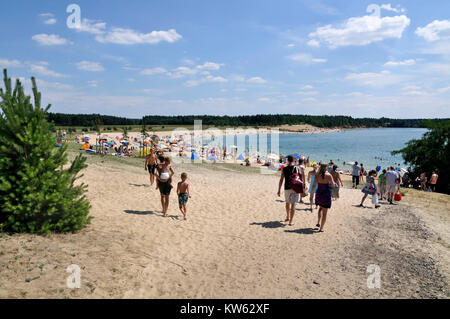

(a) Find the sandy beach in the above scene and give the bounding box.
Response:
[0,151,448,299]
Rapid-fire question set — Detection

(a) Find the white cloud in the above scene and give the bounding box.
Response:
[402,85,421,91]
[185,75,228,87]
[44,18,57,25]
[345,70,401,87]
[307,39,320,47]
[258,97,272,102]
[87,80,99,87]
[287,53,327,64]
[76,61,105,72]
[346,92,365,97]
[302,97,317,102]
[296,91,319,96]
[29,63,66,78]
[402,91,431,96]
[73,18,182,46]
[308,6,410,48]
[34,79,74,90]
[0,58,22,68]
[170,66,198,78]
[384,59,416,67]
[95,28,182,45]
[437,87,450,93]
[32,34,69,46]
[415,20,450,41]
[75,19,107,35]
[301,85,314,90]
[140,67,168,75]
[380,4,406,13]
[39,13,53,17]
[247,77,267,84]
[196,62,222,70]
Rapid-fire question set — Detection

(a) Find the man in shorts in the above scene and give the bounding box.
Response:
[277,155,300,226]
[385,167,400,204]
[429,171,438,192]
[352,161,361,189]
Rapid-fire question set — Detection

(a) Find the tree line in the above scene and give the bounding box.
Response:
[46,113,447,128]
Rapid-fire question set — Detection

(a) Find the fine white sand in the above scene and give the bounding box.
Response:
[0,156,448,299]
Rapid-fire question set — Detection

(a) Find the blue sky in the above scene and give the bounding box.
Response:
[1,0,449,118]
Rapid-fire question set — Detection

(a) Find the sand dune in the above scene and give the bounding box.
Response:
[0,157,448,299]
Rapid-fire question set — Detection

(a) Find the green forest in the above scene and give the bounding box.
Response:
[47,113,446,129]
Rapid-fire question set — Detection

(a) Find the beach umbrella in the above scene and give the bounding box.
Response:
[191,152,201,160]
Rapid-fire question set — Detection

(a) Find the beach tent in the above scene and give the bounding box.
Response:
[191,152,201,160]
[208,154,218,161]
[237,153,246,161]
[267,153,279,160]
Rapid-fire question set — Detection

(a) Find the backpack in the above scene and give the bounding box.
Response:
[289,167,304,194]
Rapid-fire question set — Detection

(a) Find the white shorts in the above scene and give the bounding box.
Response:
[386,185,397,193]
[284,189,299,204]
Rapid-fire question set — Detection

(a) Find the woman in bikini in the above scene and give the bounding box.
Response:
[157,156,175,217]
[311,164,335,233]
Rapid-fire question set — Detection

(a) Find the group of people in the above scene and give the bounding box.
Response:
[277,156,412,233]
[277,156,342,232]
[144,150,191,220]
[419,171,439,192]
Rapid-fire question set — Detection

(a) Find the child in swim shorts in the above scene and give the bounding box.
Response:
[177,172,191,220]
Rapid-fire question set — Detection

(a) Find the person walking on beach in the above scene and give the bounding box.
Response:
[420,172,427,191]
[297,158,307,203]
[177,172,191,220]
[378,169,387,200]
[352,161,361,189]
[157,156,175,216]
[385,167,400,204]
[360,164,366,184]
[144,149,158,186]
[359,170,380,208]
[330,165,343,200]
[307,164,319,211]
[311,164,336,232]
[429,171,439,192]
[277,155,299,226]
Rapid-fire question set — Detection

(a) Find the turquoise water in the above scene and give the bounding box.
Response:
[276,128,427,170]
[214,128,427,170]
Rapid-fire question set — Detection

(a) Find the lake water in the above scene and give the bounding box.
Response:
[215,128,427,170]
[276,128,427,170]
